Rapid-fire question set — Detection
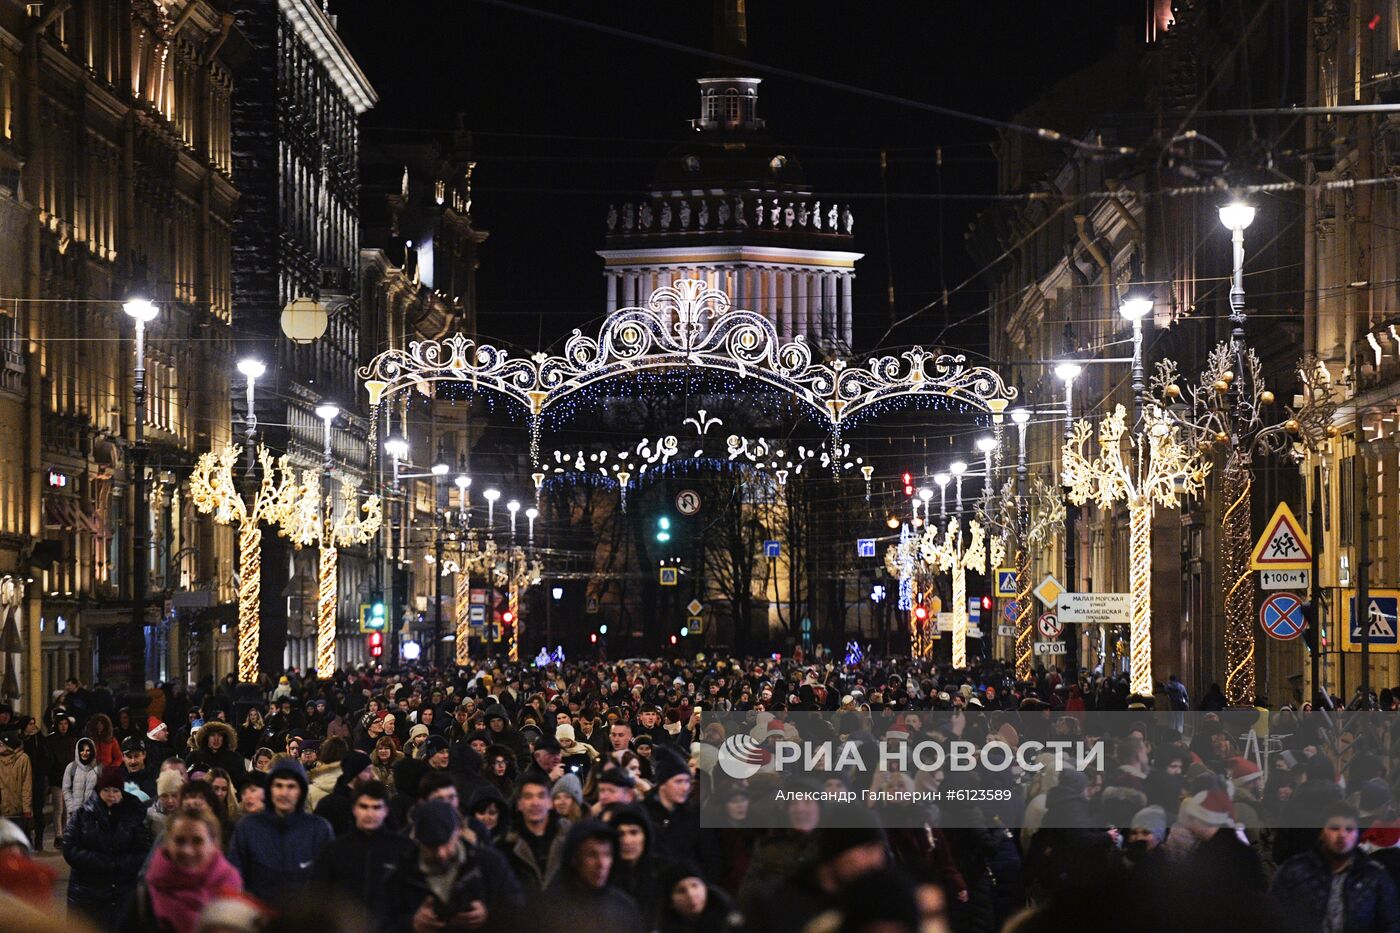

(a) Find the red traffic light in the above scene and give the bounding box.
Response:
[902,472,912,485]
[914,605,929,622]
[669,634,678,645]
[502,610,515,625]
[981,596,993,611]
[368,631,383,657]
[590,633,598,643]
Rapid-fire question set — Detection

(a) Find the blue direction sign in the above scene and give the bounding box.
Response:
[1260,592,1304,641]
[764,540,781,559]
[857,538,877,558]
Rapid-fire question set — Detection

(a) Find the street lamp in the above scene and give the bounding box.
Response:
[124,295,158,679]
[933,472,950,520]
[1009,406,1033,678]
[237,358,265,469]
[526,506,539,545]
[976,436,997,503]
[917,487,933,524]
[507,500,521,540]
[950,460,967,512]
[1120,292,1153,422]
[483,488,500,528]
[454,474,471,526]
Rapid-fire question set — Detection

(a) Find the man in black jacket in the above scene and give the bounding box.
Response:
[310,780,413,925]
[383,798,523,931]
[117,736,156,801]
[312,749,376,836]
[507,820,646,933]
[642,746,719,879]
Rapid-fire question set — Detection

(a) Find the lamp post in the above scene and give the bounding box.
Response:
[1010,407,1035,679]
[236,358,265,471]
[507,500,520,541]
[484,488,500,530]
[124,296,158,680]
[313,403,339,675]
[934,473,950,521]
[917,488,933,525]
[1055,361,1082,668]
[976,436,997,505]
[453,473,471,665]
[526,506,539,546]
[1119,294,1153,424]
[431,461,449,668]
[383,435,408,663]
[950,460,967,513]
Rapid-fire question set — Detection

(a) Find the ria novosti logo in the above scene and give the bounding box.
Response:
[718,734,765,779]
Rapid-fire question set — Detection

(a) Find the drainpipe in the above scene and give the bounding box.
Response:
[1074,214,1114,316]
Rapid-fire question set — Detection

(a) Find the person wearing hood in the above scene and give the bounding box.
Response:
[226,758,333,905]
[62,737,101,824]
[0,732,33,830]
[603,803,670,923]
[499,772,570,894]
[62,765,152,929]
[310,779,414,926]
[466,784,511,845]
[482,705,526,760]
[383,798,523,932]
[656,859,740,933]
[507,819,644,933]
[312,749,377,837]
[185,722,243,784]
[44,712,77,845]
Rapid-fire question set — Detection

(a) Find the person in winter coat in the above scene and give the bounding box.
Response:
[466,784,511,845]
[312,750,378,837]
[604,803,670,923]
[45,712,77,844]
[63,737,100,821]
[498,773,570,893]
[516,819,646,933]
[382,798,523,932]
[657,860,740,933]
[125,809,241,933]
[1271,803,1400,933]
[309,780,413,925]
[0,732,33,828]
[15,718,47,850]
[184,722,242,783]
[370,734,401,793]
[63,766,152,930]
[225,758,333,906]
[304,735,347,809]
[85,714,122,770]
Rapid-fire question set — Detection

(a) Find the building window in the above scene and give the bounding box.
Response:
[1340,454,1354,546]
[703,89,719,121]
[724,89,740,121]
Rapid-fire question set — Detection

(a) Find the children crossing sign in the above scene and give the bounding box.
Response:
[1249,502,1311,571]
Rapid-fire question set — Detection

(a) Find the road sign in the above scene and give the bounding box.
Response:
[1260,592,1305,640]
[1038,613,1063,639]
[675,489,701,516]
[686,599,704,616]
[689,616,704,633]
[1035,641,1067,656]
[1033,574,1064,608]
[1056,592,1131,625]
[1342,590,1400,652]
[800,617,812,633]
[997,624,1016,637]
[659,567,679,586]
[1003,600,1019,621]
[586,596,599,614]
[969,625,983,639]
[764,540,781,559]
[968,599,981,625]
[1250,502,1311,570]
[857,538,877,558]
[1260,569,1310,591]
[995,568,1019,597]
[935,613,955,632]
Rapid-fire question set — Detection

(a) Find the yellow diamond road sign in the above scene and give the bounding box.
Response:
[686,599,703,616]
[1033,574,1064,609]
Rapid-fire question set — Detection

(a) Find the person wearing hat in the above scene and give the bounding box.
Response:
[227,758,333,905]
[595,766,639,812]
[1124,805,1168,870]
[118,735,157,802]
[384,798,522,929]
[146,768,185,837]
[602,803,668,922]
[558,722,598,781]
[62,765,152,925]
[551,772,586,822]
[312,749,376,837]
[309,779,414,925]
[406,722,431,760]
[524,733,565,785]
[1271,801,1400,932]
[642,745,718,880]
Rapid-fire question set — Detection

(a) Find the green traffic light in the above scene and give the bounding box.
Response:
[656,531,671,542]
[658,517,671,530]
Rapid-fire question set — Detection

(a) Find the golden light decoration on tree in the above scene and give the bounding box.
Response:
[1062,404,1208,697]
[1011,476,1065,680]
[919,517,993,670]
[188,445,305,684]
[281,475,383,679]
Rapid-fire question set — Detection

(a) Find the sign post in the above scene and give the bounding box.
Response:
[1055,593,1131,625]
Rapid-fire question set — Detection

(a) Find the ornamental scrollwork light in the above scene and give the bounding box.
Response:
[360,280,1016,465]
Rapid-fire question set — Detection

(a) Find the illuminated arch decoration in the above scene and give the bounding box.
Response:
[360,280,1016,464]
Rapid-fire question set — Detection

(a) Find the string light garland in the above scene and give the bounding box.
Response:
[919,516,994,670]
[281,476,383,678]
[360,280,1016,467]
[188,445,305,683]
[1062,402,1207,697]
[1153,352,1337,704]
[1016,476,1065,679]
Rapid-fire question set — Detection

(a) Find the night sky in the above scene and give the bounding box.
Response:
[335,1,1143,358]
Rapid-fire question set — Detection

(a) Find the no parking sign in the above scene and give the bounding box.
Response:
[1260,592,1304,641]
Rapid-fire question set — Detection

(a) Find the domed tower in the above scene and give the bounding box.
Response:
[597,0,861,352]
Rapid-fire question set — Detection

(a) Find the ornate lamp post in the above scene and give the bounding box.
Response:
[1062,402,1207,696]
[189,445,305,682]
[123,295,159,679]
[920,514,1001,671]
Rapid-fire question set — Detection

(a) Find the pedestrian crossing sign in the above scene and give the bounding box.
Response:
[1250,502,1311,571]
[1342,590,1400,652]
[995,569,1018,598]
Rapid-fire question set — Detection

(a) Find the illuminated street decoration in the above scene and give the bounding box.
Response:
[446,532,540,663]
[1062,404,1207,697]
[920,517,998,670]
[188,445,305,683]
[281,477,383,678]
[1015,476,1066,679]
[360,280,1016,464]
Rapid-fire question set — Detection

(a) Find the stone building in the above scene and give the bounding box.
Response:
[0,0,243,712]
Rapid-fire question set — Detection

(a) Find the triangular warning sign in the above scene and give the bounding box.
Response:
[1250,502,1311,570]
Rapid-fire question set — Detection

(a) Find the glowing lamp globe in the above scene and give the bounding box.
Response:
[280,295,329,344]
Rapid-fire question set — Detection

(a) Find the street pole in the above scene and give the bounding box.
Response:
[1012,409,1033,680]
[1310,464,1323,703]
[433,512,444,668]
[1357,407,1371,707]
[1056,363,1082,677]
[128,311,151,683]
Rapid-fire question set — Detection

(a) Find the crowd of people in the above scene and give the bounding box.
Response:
[0,654,1390,932]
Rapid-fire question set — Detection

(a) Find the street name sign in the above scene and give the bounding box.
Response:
[1055,592,1131,625]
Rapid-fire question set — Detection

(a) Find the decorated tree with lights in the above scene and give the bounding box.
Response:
[188,445,305,683]
[919,516,1002,670]
[1011,476,1065,679]
[281,475,382,678]
[1156,352,1337,703]
[1062,401,1207,696]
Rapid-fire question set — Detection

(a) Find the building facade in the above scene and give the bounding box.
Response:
[0,0,243,713]
[228,0,375,674]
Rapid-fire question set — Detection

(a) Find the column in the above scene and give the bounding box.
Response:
[763,267,777,329]
[624,270,638,308]
[795,270,809,339]
[782,269,796,342]
[841,272,854,346]
[605,272,619,313]
[734,265,746,307]
[822,272,837,342]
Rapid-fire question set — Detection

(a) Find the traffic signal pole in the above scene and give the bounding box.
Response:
[1310,468,1322,704]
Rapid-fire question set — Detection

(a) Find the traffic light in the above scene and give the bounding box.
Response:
[590,633,598,644]
[502,609,515,627]
[360,598,387,633]
[669,634,678,645]
[368,631,383,658]
[655,516,672,543]
[902,472,914,497]
[913,604,929,623]
[1302,601,1320,652]
[981,595,993,612]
